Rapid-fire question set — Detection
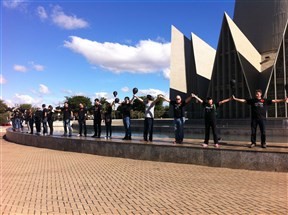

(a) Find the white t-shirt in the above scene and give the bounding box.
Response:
[145,101,155,118]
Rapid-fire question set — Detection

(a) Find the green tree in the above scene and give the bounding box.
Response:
[0,100,8,113]
[65,96,92,112]
[19,103,32,111]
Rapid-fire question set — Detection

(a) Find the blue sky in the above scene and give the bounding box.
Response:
[1,0,235,107]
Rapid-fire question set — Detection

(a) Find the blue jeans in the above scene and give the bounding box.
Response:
[63,119,72,136]
[174,117,185,142]
[123,117,131,138]
[144,118,154,141]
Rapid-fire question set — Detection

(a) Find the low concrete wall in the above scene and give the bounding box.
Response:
[5,128,288,172]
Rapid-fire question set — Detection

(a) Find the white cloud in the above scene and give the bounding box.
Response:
[3,0,27,9]
[36,6,48,20]
[51,6,89,30]
[62,89,73,95]
[94,92,109,99]
[64,36,170,77]
[13,64,27,72]
[121,87,129,92]
[39,84,50,94]
[163,68,170,79]
[138,88,167,98]
[0,75,7,84]
[12,94,43,106]
[32,64,45,71]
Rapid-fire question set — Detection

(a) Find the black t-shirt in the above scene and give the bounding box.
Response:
[202,102,219,121]
[170,101,186,118]
[47,110,53,121]
[61,107,72,120]
[42,108,47,120]
[92,105,102,121]
[121,103,132,118]
[78,108,87,122]
[104,106,112,122]
[246,98,273,120]
[34,110,42,122]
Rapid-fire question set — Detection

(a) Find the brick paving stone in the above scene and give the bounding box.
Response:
[0,132,288,214]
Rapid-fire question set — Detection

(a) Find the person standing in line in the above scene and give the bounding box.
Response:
[91,98,102,138]
[77,103,87,137]
[133,94,160,142]
[47,105,54,136]
[42,104,48,136]
[55,102,73,137]
[34,107,42,135]
[233,89,287,148]
[103,102,113,139]
[192,94,231,148]
[26,108,34,134]
[159,94,193,144]
[118,96,134,140]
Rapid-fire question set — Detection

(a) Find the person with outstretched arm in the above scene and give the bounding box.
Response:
[192,94,231,148]
[233,89,287,148]
[133,94,160,142]
[117,96,135,140]
[159,94,193,144]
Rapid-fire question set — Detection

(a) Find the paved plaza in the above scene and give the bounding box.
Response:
[0,131,287,215]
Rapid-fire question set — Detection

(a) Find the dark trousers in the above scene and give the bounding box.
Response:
[42,118,48,134]
[251,118,266,144]
[204,119,218,144]
[79,120,87,136]
[105,121,112,137]
[29,119,34,134]
[48,120,53,135]
[35,120,41,133]
[93,119,101,137]
[144,118,154,141]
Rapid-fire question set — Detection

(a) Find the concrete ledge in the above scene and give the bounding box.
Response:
[5,128,288,172]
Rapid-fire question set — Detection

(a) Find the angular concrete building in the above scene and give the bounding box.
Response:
[170,0,288,119]
[170,26,215,118]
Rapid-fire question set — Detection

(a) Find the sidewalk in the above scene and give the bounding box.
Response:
[1,131,287,215]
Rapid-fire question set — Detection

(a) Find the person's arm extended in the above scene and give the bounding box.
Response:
[219,97,232,105]
[272,98,287,103]
[159,95,170,103]
[134,95,144,103]
[192,93,203,103]
[232,95,246,103]
[185,93,193,103]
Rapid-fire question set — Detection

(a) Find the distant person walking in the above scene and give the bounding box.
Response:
[233,89,287,148]
[192,94,231,148]
[159,94,193,144]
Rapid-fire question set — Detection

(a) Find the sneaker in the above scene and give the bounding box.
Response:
[77,134,81,137]
[202,143,208,148]
[261,143,267,148]
[249,143,256,148]
[122,137,128,140]
[214,143,220,148]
